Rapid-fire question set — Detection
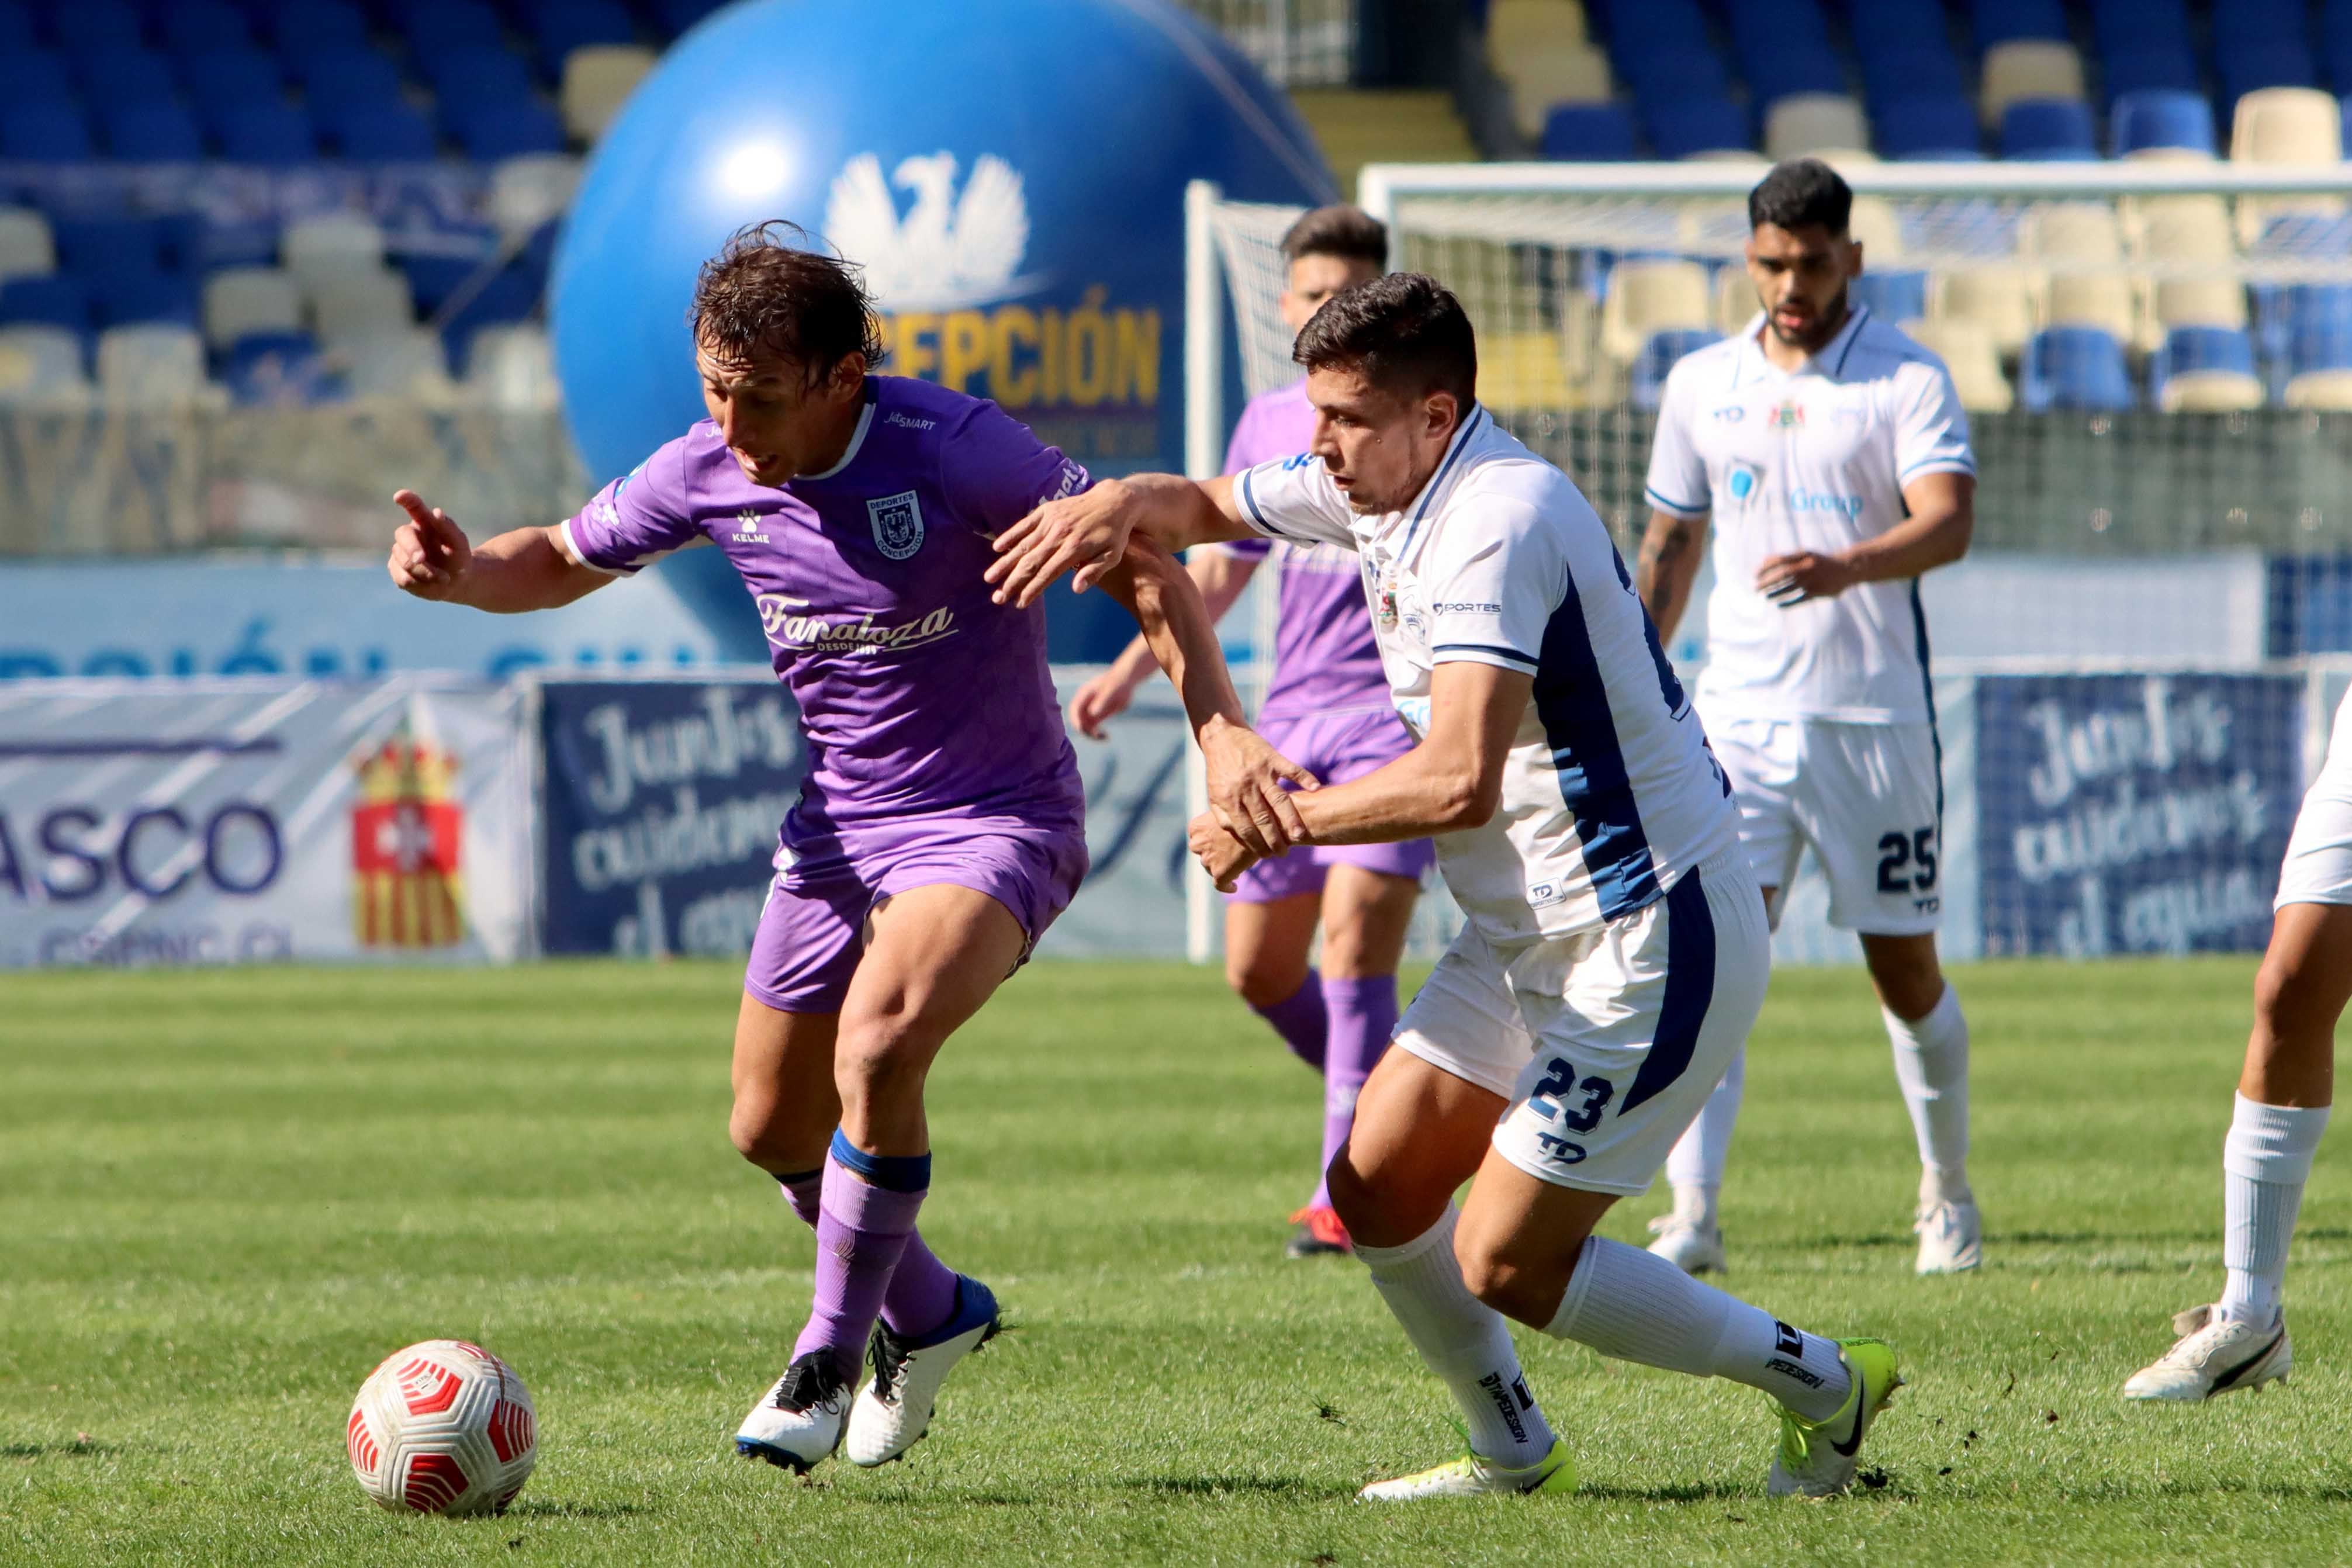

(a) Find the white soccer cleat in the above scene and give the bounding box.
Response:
[2123,1304,2293,1403]
[1357,1437,1576,1501]
[1647,1214,1728,1275]
[1766,1338,1902,1498]
[843,1275,1001,1467]
[1914,1199,1981,1274]
[734,1351,849,1473]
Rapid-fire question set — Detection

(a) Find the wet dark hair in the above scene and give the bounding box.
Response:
[689,220,886,378]
[1278,203,1389,269]
[1292,271,1476,410]
[1749,157,1853,234]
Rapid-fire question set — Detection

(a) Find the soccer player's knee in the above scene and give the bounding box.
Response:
[832,1017,932,1104]
[2251,951,2320,1041]
[1227,955,1305,1010]
[728,1095,786,1167]
[1453,1233,1553,1323]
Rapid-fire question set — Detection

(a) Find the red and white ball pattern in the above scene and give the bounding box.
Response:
[347,1339,537,1515]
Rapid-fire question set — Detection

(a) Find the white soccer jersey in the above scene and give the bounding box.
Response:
[1234,406,1741,946]
[1644,306,1976,724]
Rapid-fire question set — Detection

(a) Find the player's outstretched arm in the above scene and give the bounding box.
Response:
[1188,660,1527,890]
[987,473,1252,608]
[1098,537,1315,856]
[1068,547,1259,739]
[385,490,610,613]
[1757,472,1975,606]
[1635,507,1709,643]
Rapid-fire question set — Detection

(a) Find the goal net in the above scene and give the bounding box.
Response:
[1186,164,2352,964]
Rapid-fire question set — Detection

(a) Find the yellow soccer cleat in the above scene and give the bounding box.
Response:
[1357,1436,1576,1501]
[1766,1337,1902,1498]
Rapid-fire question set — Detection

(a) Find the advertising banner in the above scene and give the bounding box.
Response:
[535,677,807,957]
[1974,671,2305,957]
[0,677,531,968]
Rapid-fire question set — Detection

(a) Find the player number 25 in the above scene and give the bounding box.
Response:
[1876,827,1939,894]
[1526,1057,1614,1133]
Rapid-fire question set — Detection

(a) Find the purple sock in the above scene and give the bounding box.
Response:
[1252,969,1328,1073]
[777,1165,959,1343]
[1312,974,1398,1207]
[789,1152,931,1380]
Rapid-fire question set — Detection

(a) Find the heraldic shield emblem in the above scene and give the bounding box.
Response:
[867,490,925,560]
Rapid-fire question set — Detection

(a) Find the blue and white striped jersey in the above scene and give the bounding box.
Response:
[1644,307,1975,725]
[1234,406,1741,945]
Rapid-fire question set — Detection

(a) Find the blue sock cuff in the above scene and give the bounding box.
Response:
[829,1129,932,1192]
[773,1167,824,1190]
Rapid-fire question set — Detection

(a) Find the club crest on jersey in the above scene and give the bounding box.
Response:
[1374,583,1400,632]
[867,491,925,560]
[1768,399,1804,428]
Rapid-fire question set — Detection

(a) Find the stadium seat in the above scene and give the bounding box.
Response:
[1642,95,1748,160]
[2099,46,2201,109]
[488,154,582,237]
[558,44,657,142]
[1486,0,1587,60]
[1852,269,1928,322]
[2093,0,2190,57]
[1851,0,1947,55]
[50,0,138,56]
[1935,266,2038,355]
[1631,328,1719,409]
[1479,329,1586,413]
[2234,87,2343,164]
[215,103,317,164]
[0,275,91,338]
[1860,46,1967,115]
[272,1,369,51]
[2284,368,2352,409]
[96,323,215,409]
[307,266,414,344]
[157,1,250,54]
[1872,94,1981,159]
[0,209,56,282]
[2219,0,2310,45]
[223,329,346,406]
[104,101,206,160]
[2000,98,2097,160]
[1540,102,1635,160]
[88,269,199,331]
[420,43,535,106]
[2149,324,2265,411]
[1903,317,2015,411]
[338,326,458,402]
[2044,273,2137,345]
[50,216,165,279]
[1979,41,2083,126]
[327,102,440,160]
[2216,41,2319,119]
[1845,196,1904,261]
[1712,266,1757,337]
[0,1,29,48]
[176,46,281,108]
[1763,94,1867,161]
[1506,44,1614,140]
[0,49,70,103]
[2,101,94,160]
[1595,0,1708,66]
[446,101,566,160]
[1971,0,2067,50]
[69,48,175,101]
[1725,0,1829,57]
[282,213,386,288]
[463,322,559,409]
[1599,258,1710,362]
[2133,196,2236,264]
[201,265,302,349]
[648,0,727,35]
[2019,326,2135,411]
[2111,90,2216,158]
[2018,202,2125,267]
[535,0,638,81]
[404,0,506,53]
[1741,48,1847,112]
[0,323,92,404]
[1622,46,1727,103]
[288,44,406,108]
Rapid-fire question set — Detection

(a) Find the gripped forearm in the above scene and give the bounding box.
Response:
[451,526,607,612]
[1286,747,1485,845]
[1099,549,1255,688]
[1116,473,1245,555]
[1635,508,1706,643]
[1099,537,1248,735]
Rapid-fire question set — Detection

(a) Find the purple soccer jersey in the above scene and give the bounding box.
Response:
[562,376,1090,850]
[1219,381,1389,722]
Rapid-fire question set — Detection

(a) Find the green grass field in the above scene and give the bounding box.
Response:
[4,957,2347,1565]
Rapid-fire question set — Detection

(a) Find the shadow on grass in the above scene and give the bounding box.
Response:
[1126,1474,1341,1500]
[506,1499,650,1519]
[1,1441,116,1458]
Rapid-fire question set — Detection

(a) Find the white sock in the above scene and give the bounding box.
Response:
[1544,1235,1851,1422]
[1356,1207,1556,1467]
[1885,984,1971,1207]
[1662,1048,1746,1227]
[2219,1093,2330,1326]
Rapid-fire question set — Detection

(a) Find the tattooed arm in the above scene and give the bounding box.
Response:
[1634,507,1708,644]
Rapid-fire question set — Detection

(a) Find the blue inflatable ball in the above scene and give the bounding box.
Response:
[550,0,1333,660]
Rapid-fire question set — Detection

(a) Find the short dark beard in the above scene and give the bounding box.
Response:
[1768,285,1852,355]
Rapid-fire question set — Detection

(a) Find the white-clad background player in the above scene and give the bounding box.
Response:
[1634,159,1983,1276]
[989,272,1903,1501]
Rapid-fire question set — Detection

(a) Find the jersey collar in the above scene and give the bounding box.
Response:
[799,380,879,483]
[1392,401,1487,558]
[1737,303,1873,384]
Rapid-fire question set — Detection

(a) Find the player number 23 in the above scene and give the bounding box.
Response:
[1526,1057,1614,1132]
[1876,826,1939,894]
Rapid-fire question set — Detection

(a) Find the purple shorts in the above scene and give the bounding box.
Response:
[745,815,1089,1014]
[1230,707,1436,904]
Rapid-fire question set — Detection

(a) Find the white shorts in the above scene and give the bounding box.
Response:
[1393,850,1770,1196]
[1703,711,1945,936]
[2277,691,2352,909]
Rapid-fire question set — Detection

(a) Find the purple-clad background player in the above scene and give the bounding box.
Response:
[386,225,1311,1476]
[1067,207,1431,1259]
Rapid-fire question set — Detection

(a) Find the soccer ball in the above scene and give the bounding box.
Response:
[347,1339,537,1515]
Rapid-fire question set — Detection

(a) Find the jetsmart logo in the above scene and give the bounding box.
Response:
[756,598,959,655]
